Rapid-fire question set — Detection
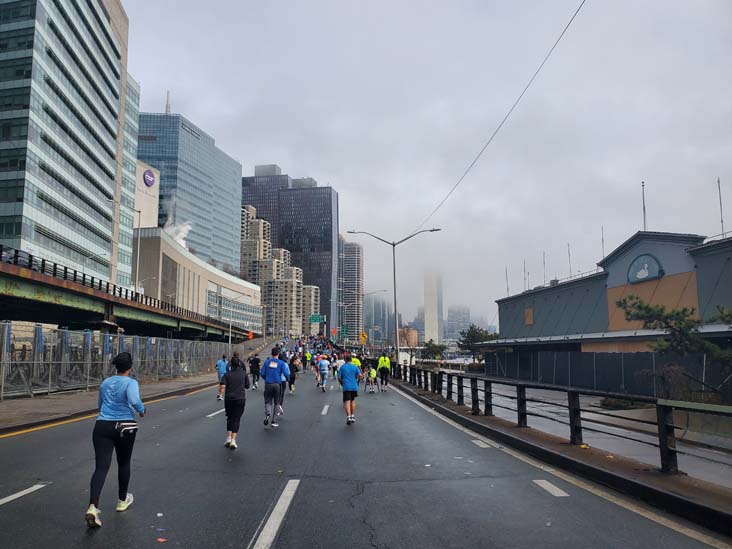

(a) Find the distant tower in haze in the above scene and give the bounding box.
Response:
[424,273,444,343]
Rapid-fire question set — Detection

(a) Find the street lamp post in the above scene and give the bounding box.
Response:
[347,229,441,373]
[227,292,253,357]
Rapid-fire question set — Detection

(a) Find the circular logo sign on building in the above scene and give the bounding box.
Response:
[627,254,664,284]
[143,169,156,188]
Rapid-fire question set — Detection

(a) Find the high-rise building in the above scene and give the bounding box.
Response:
[0,0,133,284]
[265,278,303,337]
[446,305,471,340]
[242,165,339,334]
[342,240,363,341]
[364,295,391,344]
[302,285,321,336]
[424,273,444,343]
[411,306,425,343]
[138,113,242,271]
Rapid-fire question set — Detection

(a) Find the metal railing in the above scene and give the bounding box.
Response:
[394,364,732,474]
[0,244,253,332]
[0,321,233,399]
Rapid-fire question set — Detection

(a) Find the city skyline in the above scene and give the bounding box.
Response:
[124,1,732,325]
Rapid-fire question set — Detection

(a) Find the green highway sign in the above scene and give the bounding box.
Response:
[309,314,322,323]
[341,325,349,337]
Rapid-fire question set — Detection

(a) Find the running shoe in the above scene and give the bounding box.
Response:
[264,413,270,426]
[350,416,356,423]
[116,493,134,512]
[321,386,326,393]
[85,504,102,528]
[276,405,284,416]
[271,421,279,427]
[229,440,238,450]
[346,417,352,425]
[225,437,232,447]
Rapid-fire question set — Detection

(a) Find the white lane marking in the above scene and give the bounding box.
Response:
[252,479,301,549]
[206,408,225,418]
[472,439,491,449]
[0,484,48,506]
[321,404,330,416]
[533,479,570,497]
[390,385,729,548]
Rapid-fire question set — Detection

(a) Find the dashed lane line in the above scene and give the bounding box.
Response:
[321,405,330,416]
[533,479,570,497]
[0,483,49,506]
[206,408,226,418]
[250,479,301,549]
[390,385,731,549]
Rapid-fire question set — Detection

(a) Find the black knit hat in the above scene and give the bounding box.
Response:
[112,352,133,373]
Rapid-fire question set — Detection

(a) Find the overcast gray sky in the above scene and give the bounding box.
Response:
[125,0,732,327]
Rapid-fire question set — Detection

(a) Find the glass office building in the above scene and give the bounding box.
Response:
[241,164,291,246]
[0,0,133,282]
[137,113,242,271]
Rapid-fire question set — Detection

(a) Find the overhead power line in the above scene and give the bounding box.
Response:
[415,0,588,231]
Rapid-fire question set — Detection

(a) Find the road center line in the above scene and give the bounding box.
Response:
[321,405,330,416]
[533,479,569,497]
[0,484,48,506]
[206,408,225,418]
[251,479,301,549]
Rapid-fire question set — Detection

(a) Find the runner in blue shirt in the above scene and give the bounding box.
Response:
[216,354,228,401]
[337,353,363,425]
[317,356,330,393]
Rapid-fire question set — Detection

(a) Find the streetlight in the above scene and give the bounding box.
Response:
[105,197,142,292]
[137,276,156,294]
[226,292,253,357]
[347,228,441,371]
[82,250,111,278]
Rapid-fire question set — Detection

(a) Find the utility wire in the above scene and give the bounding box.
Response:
[415,0,588,231]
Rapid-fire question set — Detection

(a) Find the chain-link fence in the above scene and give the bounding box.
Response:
[485,349,731,403]
[0,321,233,399]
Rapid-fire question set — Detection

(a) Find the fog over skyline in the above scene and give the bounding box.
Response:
[125,0,732,328]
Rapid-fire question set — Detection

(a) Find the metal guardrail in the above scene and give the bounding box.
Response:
[0,244,253,333]
[393,364,732,474]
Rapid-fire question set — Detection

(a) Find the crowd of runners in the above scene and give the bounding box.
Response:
[84,337,395,528]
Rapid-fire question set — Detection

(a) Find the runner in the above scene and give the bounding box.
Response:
[288,354,301,394]
[216,354,228,400]
[276,351,290,416]
[334,354,345,379]
[260,348,288,428]
[86,352,145,528]
[219,354,250,449]
[337,352,363,425]
[368,364,378,393]
[377,352,391,392]
[317,354,330,392]
[248,354,261,389]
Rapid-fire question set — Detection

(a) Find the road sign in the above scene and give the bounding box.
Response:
[341,325,349,337]
[360,332,368,344]
[309,314,322,323]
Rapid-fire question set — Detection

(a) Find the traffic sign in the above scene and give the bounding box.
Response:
[341,325,349,337]
[309,314,322,323]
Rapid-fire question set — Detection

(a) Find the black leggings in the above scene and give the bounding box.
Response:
[251,371,260,384]
[379,369,389,386]
[89,420,137,506]
[225,399,246,433]
[288,376,296,390]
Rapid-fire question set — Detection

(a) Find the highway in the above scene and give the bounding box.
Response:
[0,371,728,548]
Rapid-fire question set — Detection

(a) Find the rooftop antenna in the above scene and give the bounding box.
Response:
[567,243,572,278]
[718,177,725,238]
[165,90,172,114]
[542,251,546,284]
[505,267,509,296]
[523,259,527,291]
[642,181,648,231]
[601,226,606,258]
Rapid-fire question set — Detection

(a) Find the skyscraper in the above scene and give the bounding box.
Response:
[242,165,339,334]
[138,113,242,271]
[342,240,364,341]
[446,305,471,340]
[0,0,134,284]
[424,273,444,343]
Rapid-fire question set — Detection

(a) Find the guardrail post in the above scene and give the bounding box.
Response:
[483,380,493,416]
[457,376,464,406]
[516,385,527,427]
[447,373,453,401]
[568,391,583,444]
[0,322,8,400]
[84,330,92,391]
[417,368,423,388]
[470,377,479,415]
[437,371,443,395]
[656,404,678,473]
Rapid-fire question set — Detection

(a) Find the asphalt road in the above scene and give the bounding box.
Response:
[0,370,728,548]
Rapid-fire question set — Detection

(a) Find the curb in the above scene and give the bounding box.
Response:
[0,379,218,436]
[395,381,732,538]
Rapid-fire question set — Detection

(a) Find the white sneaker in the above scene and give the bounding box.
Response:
[229,439,238,450]
[225,437,232,447]
[276,405,284,416]
[86,504,102,528]
[116,493,134,512]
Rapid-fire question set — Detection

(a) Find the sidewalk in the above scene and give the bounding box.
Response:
[0,371,219,434]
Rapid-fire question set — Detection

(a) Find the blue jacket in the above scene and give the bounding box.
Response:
[97,375,145,421]
[216,358,228,376]
[260,358,287,384]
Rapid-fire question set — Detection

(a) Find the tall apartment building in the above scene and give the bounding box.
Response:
[424,273,444,343]
[446,305,471,340]
[342,240,364,341]
[302,284,320,336]
[242,165,339,334]
[138,112,242,271]
[0,0,135,284]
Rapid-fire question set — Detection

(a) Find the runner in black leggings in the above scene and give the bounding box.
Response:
[86,352,145,528]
